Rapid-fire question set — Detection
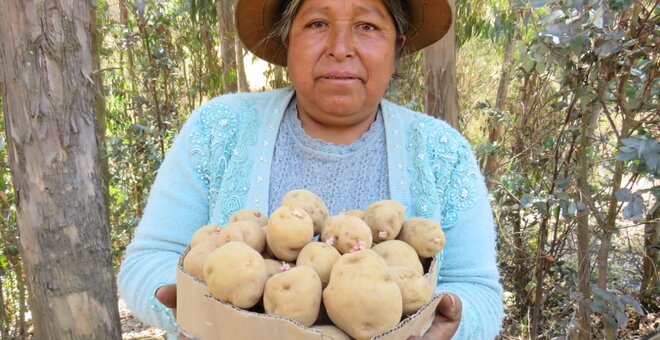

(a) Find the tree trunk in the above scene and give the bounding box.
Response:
[235,40,249,92]
[572,109,594,340]
[597,116,632,289]
[483,35,514,186]
[640,204,660,309]
[118,0,145,219]
[0,1,121,339]
[201,22,222,93]
[136,14,165,157]
[91,0,111,235]
[217,0,238,93]
[423,0,459,130]
[17,263,27,337]
[530,216,550,339]
[0,274,6,339]
[512,201,529,303]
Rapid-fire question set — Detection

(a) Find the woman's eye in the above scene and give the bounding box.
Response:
[308,21,326,29]
[358,23,377,31]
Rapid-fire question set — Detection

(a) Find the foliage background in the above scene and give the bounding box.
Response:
[0,0,657,338]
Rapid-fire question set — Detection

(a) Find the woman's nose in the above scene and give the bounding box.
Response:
[326,26,355,60]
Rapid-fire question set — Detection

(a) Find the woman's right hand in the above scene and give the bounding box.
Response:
[155,284,177,308]
[155,284,190,340]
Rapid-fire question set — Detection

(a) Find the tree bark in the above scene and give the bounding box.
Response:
[423,0,459,130]
[0,1,121,339]
[201,22,222,93]
[483,35,514,186]
[0,273,6,339]
[572,109,594,340]
[640,204,660,308]
[216,0,238,93]
[235,40,249,92]
[597,116,632,289]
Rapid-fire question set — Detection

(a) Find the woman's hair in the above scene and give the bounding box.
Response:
[269,0,412,55]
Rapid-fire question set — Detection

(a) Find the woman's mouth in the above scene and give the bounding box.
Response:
[319,73,364,83]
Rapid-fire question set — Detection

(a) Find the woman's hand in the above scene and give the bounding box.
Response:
[155,284,191,340]
[407,293,462,340]
[155,284,177,308]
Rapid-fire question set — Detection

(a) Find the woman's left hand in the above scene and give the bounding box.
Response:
[407,293,462,340]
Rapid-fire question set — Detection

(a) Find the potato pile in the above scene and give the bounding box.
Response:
[182,189,446,340]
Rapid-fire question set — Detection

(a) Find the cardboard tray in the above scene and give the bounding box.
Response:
[176,247,440,340]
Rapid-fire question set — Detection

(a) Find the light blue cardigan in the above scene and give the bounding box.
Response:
[118,87,504,338]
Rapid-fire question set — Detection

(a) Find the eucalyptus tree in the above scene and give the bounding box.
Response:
[0,1,121,338]
[515,0,658,337]
[424,0,459,129]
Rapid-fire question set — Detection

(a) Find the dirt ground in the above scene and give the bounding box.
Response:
[119,296,166,340]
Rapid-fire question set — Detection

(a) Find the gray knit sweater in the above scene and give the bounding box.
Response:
[269,99,389,215]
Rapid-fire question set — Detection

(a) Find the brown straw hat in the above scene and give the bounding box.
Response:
[235,0,453,66]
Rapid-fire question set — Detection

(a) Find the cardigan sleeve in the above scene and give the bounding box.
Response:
[434,137,504,339]
[117,107,211,334]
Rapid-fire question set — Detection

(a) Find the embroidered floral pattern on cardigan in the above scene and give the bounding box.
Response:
[190,99,258,220]
[407,115,479,228]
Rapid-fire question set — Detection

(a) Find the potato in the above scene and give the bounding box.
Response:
[281,189,329,236]
[226,220,266,253]
[398,217,445,258]
[264,259,296,279]
[320,215,373,254]
[263,265,322,327]
[363,200,405,243]
[339,209,364,220]
[311,325,352,340]
[189,224,222,247]
[229,208,268,227]
[389,267,434,315]
[183,238,219,280]
[216,224,245,247]
[203,241,268,309]
[296,242,341,287]
[261,226,276,259]
[371,240,423,275]
[266,205,314,261]
[323,249,402,339]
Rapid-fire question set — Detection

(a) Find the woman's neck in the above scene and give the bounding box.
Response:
[295,105,378,145]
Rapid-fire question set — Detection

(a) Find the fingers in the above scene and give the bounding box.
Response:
[436,293,462,322]
[155,284,177,308]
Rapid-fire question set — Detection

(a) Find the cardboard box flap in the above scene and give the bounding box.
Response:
[372,294,440,339]
[177,247,440,340]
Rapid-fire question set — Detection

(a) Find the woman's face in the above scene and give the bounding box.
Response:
[286,0,401,132]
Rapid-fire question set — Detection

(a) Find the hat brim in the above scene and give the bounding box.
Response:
[236,0,453,67]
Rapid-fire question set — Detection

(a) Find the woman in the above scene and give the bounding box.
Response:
[118,0,504,338]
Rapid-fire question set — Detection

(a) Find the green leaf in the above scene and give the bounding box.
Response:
[623,195,645,221]
[596,40,623,59]
[592,4,605,29]
[615,152,636,161]
[615,188,631,202]
[568,201,577,216]
[619,295,645,315]
[531,0,546,7]
[615,308,628,329]
[603,315,619,338]
[554,177,570,189]
[592,286,617,303]
[622,138,641,147]
[521,194,535,207]
[589,299,609,314]
[542,10,566,24]
[569,35,588,55]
